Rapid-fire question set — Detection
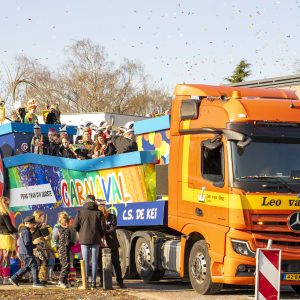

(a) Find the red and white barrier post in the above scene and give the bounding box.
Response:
[255,241,281,300]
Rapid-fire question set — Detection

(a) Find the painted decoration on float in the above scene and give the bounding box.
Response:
[7,163,156,211]
[136,129,170,164]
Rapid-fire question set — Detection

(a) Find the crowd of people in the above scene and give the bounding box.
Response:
[0,195,125,289]
[30,120,138,159]
[10,98,138,158]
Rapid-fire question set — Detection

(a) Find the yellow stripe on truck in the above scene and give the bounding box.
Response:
[181,123,300,211]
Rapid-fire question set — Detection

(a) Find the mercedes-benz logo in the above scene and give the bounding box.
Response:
[288,212,300,233]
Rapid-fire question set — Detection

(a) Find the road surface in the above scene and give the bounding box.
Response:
[0,278,299,300]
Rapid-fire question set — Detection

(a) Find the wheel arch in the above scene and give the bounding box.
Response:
[129,230,166,273]
[183,230,206,280]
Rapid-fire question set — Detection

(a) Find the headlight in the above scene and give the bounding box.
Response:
[231,239,255,258]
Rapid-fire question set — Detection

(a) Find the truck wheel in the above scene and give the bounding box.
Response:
[292,285,300,294]
[116,229,137,279]
[188,240,223,295]
[135,237,165,282]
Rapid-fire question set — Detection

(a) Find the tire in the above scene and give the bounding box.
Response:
[135,237,165,282]
[292,285,300,294]
[188,240,223,295]
[116,229,137,279]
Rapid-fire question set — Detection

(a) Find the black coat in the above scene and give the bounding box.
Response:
[0,213,17,234]
[45,110,60,124]
[59,147,76,159]
[105,213,120,250]
[112,136,138,154]
[74,202,105,245]
[104,143,116,156]
[47,141,61,156]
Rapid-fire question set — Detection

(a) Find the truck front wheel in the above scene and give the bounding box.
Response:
[188,240,223,295]
[135,237,165,282]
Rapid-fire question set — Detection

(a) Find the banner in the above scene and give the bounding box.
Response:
[10,184,56,207]
[8,163,156,211]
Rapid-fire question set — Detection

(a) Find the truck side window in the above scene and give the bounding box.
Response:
[201,141,224,183]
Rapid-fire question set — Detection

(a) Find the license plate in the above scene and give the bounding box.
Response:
[284,274,300,280]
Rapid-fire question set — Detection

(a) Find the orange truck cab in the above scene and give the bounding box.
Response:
[167,84,300,294]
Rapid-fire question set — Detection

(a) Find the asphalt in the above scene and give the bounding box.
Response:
[1,278,299,300]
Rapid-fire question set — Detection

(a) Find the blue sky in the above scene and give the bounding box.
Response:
[0,0,299,92]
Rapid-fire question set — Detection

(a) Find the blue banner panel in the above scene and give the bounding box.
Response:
[11,200,168,229]
[108,200,168,226]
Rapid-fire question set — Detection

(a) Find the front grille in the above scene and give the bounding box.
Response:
[250,213,291,233]
[281,261,300,273]
[256,239,300,248]
[252,232,300,252]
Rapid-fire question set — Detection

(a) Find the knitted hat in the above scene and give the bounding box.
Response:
[48,127,57,134]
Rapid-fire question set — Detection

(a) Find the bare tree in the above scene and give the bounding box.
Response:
[2,39,171,117]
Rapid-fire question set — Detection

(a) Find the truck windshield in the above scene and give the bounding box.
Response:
[231,139,300,182]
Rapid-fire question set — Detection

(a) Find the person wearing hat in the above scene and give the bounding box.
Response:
[97,200,125,289]
[30,122,47,155]
[74,126,94,159]
[24,99,38,124]
[9,215,45,288]
[45,104,60,125]
[111,122,138,154]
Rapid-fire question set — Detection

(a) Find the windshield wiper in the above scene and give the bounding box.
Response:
[237,175,296,193]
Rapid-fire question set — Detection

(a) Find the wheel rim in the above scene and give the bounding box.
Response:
[191,251,207,284]
[137,242,151,269]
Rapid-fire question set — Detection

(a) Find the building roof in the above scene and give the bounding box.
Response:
[229,73,300,88]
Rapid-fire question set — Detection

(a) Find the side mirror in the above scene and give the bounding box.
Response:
[237,137,252,148]
[180,99,199,120]
[203,138,222,150]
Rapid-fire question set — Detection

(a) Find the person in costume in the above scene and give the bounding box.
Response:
[74,125,94,159]
[45,103,61,125]
[52,211,78,287]
[0,197,17,285]
[24,99,38,124]
[60,138,77,159]
[53,214,71,288]
[112,122,138,154]
[31,211,52,284]
[92,131,116,158]
[30,122,47,155]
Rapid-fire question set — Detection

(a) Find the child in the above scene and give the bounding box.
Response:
[9,216,44,288]
[32,210,51,283]
[52,211,77,286]
[54,214,71,288]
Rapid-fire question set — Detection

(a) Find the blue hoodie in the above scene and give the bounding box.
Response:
[18,226,35,256]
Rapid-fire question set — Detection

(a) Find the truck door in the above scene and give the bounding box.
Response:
[178,133,229,227]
